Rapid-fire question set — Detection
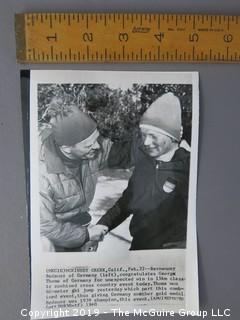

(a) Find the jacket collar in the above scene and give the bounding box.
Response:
[41,134,80,174]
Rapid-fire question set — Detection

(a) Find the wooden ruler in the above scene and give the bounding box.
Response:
[15,13,240,63]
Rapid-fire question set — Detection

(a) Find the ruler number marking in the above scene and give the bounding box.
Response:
[83,33,93,42]
[189,33,199,42]
[119,33,128,42]
[223,34,233,43]
[154,33,164,42]
[46,33,57,42]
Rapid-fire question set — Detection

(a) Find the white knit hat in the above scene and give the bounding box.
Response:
[140,92,182,141]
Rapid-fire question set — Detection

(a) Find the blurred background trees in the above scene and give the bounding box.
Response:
[38,83,192,144]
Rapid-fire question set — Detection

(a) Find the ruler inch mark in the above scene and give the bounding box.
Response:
[192,46,195,60]
[130,13,134,23]
[122,14,125,29]
[87,46,90,60]
[193,15,196,29]
[31,14,35,27]
[49,14,53,28]
[86,14,89,29]
[67,14,71,26]
[33,48,36,60]
[50,45,54,60]
[122,45,125,60]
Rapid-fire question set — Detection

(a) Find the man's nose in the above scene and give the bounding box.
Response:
[92,141,100,150]
[144,136,152,146]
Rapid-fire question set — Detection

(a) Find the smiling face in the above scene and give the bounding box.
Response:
[140,126,175,159]
[60,129,101,160]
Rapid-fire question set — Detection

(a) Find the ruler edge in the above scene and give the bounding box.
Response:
[14,12,240,64]
[15,14,27,63]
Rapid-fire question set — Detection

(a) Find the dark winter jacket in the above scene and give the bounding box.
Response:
[97,147,190,250]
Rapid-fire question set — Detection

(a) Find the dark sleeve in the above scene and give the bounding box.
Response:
[97,174,134,231]
[177,153,190,206]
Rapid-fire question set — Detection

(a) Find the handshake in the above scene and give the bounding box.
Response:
[88,224,109,241]
[82,224,109,252]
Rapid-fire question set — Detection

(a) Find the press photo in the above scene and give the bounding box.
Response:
[23,70,199,318]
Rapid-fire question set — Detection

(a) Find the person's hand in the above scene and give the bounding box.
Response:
[88,224,109,242]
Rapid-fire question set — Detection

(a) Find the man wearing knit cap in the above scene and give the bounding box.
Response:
[40,102,111,252]
[97,92,190,250]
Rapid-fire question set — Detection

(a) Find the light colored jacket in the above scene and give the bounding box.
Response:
[40,133,112,249]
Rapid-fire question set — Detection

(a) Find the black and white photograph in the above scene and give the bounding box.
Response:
[29,70,199,317]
